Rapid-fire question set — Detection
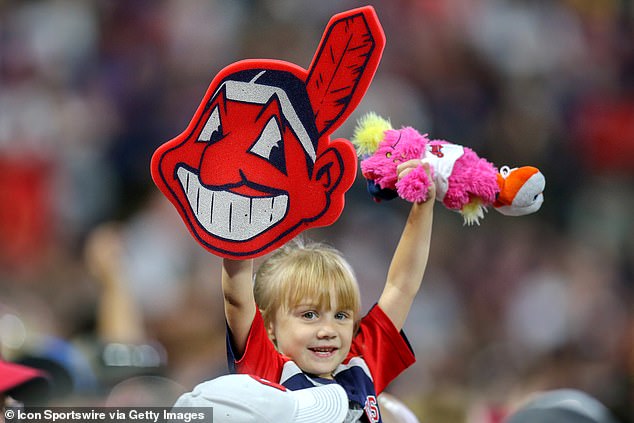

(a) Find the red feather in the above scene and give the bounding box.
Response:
[306,7,385,137]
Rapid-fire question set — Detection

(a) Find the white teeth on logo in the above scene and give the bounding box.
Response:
[176,166,288,241]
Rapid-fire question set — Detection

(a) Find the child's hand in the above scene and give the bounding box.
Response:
[396,159,436,203]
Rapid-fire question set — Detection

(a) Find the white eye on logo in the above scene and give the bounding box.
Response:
[198,106,222,143]
[250,117,282,160]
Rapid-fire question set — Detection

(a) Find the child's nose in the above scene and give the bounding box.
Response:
[317,323,337,339]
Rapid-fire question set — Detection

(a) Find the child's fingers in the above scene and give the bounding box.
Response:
[419,158,432,175]
[396,159,423,179]
[419,158,436,198]
[398,167,413,181]
[395,159,436,201]
[396,159,434,182]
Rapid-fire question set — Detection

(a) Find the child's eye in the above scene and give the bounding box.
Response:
[302,311,318,320]
[334,311,350,320]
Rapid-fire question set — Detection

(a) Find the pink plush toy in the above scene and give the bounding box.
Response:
[352,113,545,225]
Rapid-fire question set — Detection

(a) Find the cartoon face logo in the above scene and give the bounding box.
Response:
[151,7,385,258]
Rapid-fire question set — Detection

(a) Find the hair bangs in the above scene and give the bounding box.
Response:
[278,251,360,316]
[254,239,361,325]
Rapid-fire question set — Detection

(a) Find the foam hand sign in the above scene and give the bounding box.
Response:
[151,7,385,259]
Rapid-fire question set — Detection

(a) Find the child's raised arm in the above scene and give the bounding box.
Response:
[378,160,434,331]
[222,258,256,356]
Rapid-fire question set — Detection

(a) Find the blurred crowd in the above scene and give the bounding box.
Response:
[0,0,633,421]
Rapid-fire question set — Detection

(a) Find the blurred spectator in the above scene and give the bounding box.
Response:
[104,375,185,407]
[0,358,50,406]
[15,335,98,403]
[505,389,620,423]
[83,222,169,392]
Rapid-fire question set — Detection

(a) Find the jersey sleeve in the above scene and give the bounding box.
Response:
[226,306,287,382]
[349,304,416,394]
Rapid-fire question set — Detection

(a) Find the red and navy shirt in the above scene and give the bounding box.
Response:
[226,304,415,423]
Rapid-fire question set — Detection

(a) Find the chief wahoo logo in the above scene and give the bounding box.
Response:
[151,6,385,258]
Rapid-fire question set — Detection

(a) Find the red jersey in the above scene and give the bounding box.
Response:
[226,304,415,422]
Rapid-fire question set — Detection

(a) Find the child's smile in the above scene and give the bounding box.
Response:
[308,345,339,358]
[268,301,355,379]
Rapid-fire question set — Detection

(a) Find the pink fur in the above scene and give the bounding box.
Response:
[360,127,429,192]
[396,165,431,202]
[440,145,499,210]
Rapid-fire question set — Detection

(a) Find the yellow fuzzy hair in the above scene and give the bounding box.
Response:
[351,112,393,156]
[461,198,487,226]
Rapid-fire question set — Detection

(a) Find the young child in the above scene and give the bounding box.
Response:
[222,159,434,423]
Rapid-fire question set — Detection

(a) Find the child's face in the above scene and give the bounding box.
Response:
[268,300,355,379]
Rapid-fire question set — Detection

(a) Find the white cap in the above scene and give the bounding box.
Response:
[173,374,348,423]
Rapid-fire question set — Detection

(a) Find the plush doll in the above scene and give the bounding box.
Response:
[352,113,545,225]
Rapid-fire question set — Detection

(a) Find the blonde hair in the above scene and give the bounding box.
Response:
[254,238,361,327]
